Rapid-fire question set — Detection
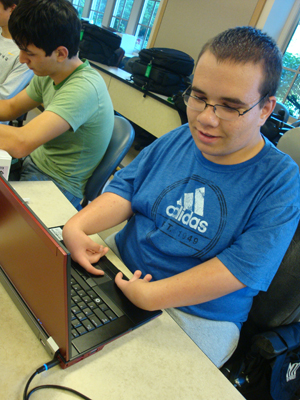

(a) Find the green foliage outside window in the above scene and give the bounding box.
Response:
[277,52,300,119]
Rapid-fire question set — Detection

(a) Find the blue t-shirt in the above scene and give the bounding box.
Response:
[105,124,300,326]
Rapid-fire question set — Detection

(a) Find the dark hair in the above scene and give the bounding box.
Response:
[8,0,81,58]
[1,0,19,9]
[198,26,282,101]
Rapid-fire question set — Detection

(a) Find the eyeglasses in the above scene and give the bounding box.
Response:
[182,86,268,121]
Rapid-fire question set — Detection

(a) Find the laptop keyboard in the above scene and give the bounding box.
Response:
[70,270,119,339]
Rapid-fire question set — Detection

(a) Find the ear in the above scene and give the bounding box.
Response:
[9,4,17,14]
[54,46,69,62]
[258,96,277,127]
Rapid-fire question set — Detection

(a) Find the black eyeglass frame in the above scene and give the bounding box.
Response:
[182,86,269,120]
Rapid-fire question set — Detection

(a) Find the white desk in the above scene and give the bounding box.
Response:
[90,61,182,138]
[1,181,244,400]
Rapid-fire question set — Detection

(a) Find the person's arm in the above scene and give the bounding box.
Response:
[0,62,33,100]
[0,88,38,121]
[62,192,245,307]
[0,90,71,158]
[62,192,134,275]
[115,257,246,311]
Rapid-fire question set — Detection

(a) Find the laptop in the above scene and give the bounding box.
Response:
[0,175,161,368]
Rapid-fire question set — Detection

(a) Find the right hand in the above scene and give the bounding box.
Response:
[62,226,108,275]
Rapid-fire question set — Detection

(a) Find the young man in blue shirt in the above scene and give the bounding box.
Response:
[63,27,300,367]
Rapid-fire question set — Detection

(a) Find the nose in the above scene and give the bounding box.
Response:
[196,104,219,127]
[19,50,29,64]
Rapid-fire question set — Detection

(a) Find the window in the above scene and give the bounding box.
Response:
[135,0,160,51]
[111,0,134,33]
[72,0,85,18]
[71,0,161,51]
[89,0,109,26]
[277,21,300,120]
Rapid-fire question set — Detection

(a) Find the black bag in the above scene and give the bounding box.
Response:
[138,48,194,76]
[130,48,194,97]
[234,324,300,400]
[79,21,122,66]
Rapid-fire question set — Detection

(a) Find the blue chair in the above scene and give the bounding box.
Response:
[82,115,135,207]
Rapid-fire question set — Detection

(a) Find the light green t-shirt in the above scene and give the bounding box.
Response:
[27,60,114,198]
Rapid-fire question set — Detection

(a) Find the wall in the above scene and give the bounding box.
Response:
[152,0,260,62]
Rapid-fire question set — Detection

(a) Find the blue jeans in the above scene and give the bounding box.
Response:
[12,156,82,210]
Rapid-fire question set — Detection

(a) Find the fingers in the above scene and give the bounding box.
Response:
[115,270,152,285]
[73,245,109,276]
[115,271,124,288]
[144,274,152,282]
[132,270,142,280]
[82,262,104,275]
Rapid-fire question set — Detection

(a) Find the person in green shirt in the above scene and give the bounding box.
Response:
[0,0,114,208]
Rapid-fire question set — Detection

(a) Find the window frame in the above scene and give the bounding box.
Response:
[71,0,163,51]
[271,2,300,121]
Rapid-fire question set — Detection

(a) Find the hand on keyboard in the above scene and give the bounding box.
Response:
[63,226,108,275]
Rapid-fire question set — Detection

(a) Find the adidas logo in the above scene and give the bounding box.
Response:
[166,188,208,233]
[286,361,300,382]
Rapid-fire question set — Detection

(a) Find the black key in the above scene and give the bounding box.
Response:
[83,319,95,331]
[99,303,109,312]
[72,295,81,303]
[90,315,103,328]
[87,290,97,299]
[77,289,86,298]
[71,318,82,329]
[72,329,79,338]
[87,301,97,310]
[72,283,81,291]
[82,295,90,303]
[77,325,87,335]
[71,305,80,314]
[83,307,93,317]
[105,310,117,321]
[94,297,103,306]
[78,301,87,310]
[77,312,87,321]
[94,308,110,324]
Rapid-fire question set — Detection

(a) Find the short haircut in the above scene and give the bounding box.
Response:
[198,26,282,101]
[8,0,81,58]
[1,0,19,9]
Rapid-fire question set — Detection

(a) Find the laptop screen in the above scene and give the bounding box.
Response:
[0,177,71,360]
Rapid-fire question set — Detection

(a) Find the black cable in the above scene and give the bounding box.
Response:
[26,384,92,399]
[23,358,93,400]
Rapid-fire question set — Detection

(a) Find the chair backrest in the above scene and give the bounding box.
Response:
[277,127,300,168]
[292,120,300,128]
[247,219,300,332]
[274,101,290,123]
[82,115,135,206]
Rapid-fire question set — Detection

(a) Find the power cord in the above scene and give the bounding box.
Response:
[23,358,93,400]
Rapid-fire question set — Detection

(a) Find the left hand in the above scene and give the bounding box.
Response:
[115,270,153,310]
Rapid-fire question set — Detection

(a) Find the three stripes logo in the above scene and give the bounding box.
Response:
[286,362,300,382]
[166,187,208,233]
